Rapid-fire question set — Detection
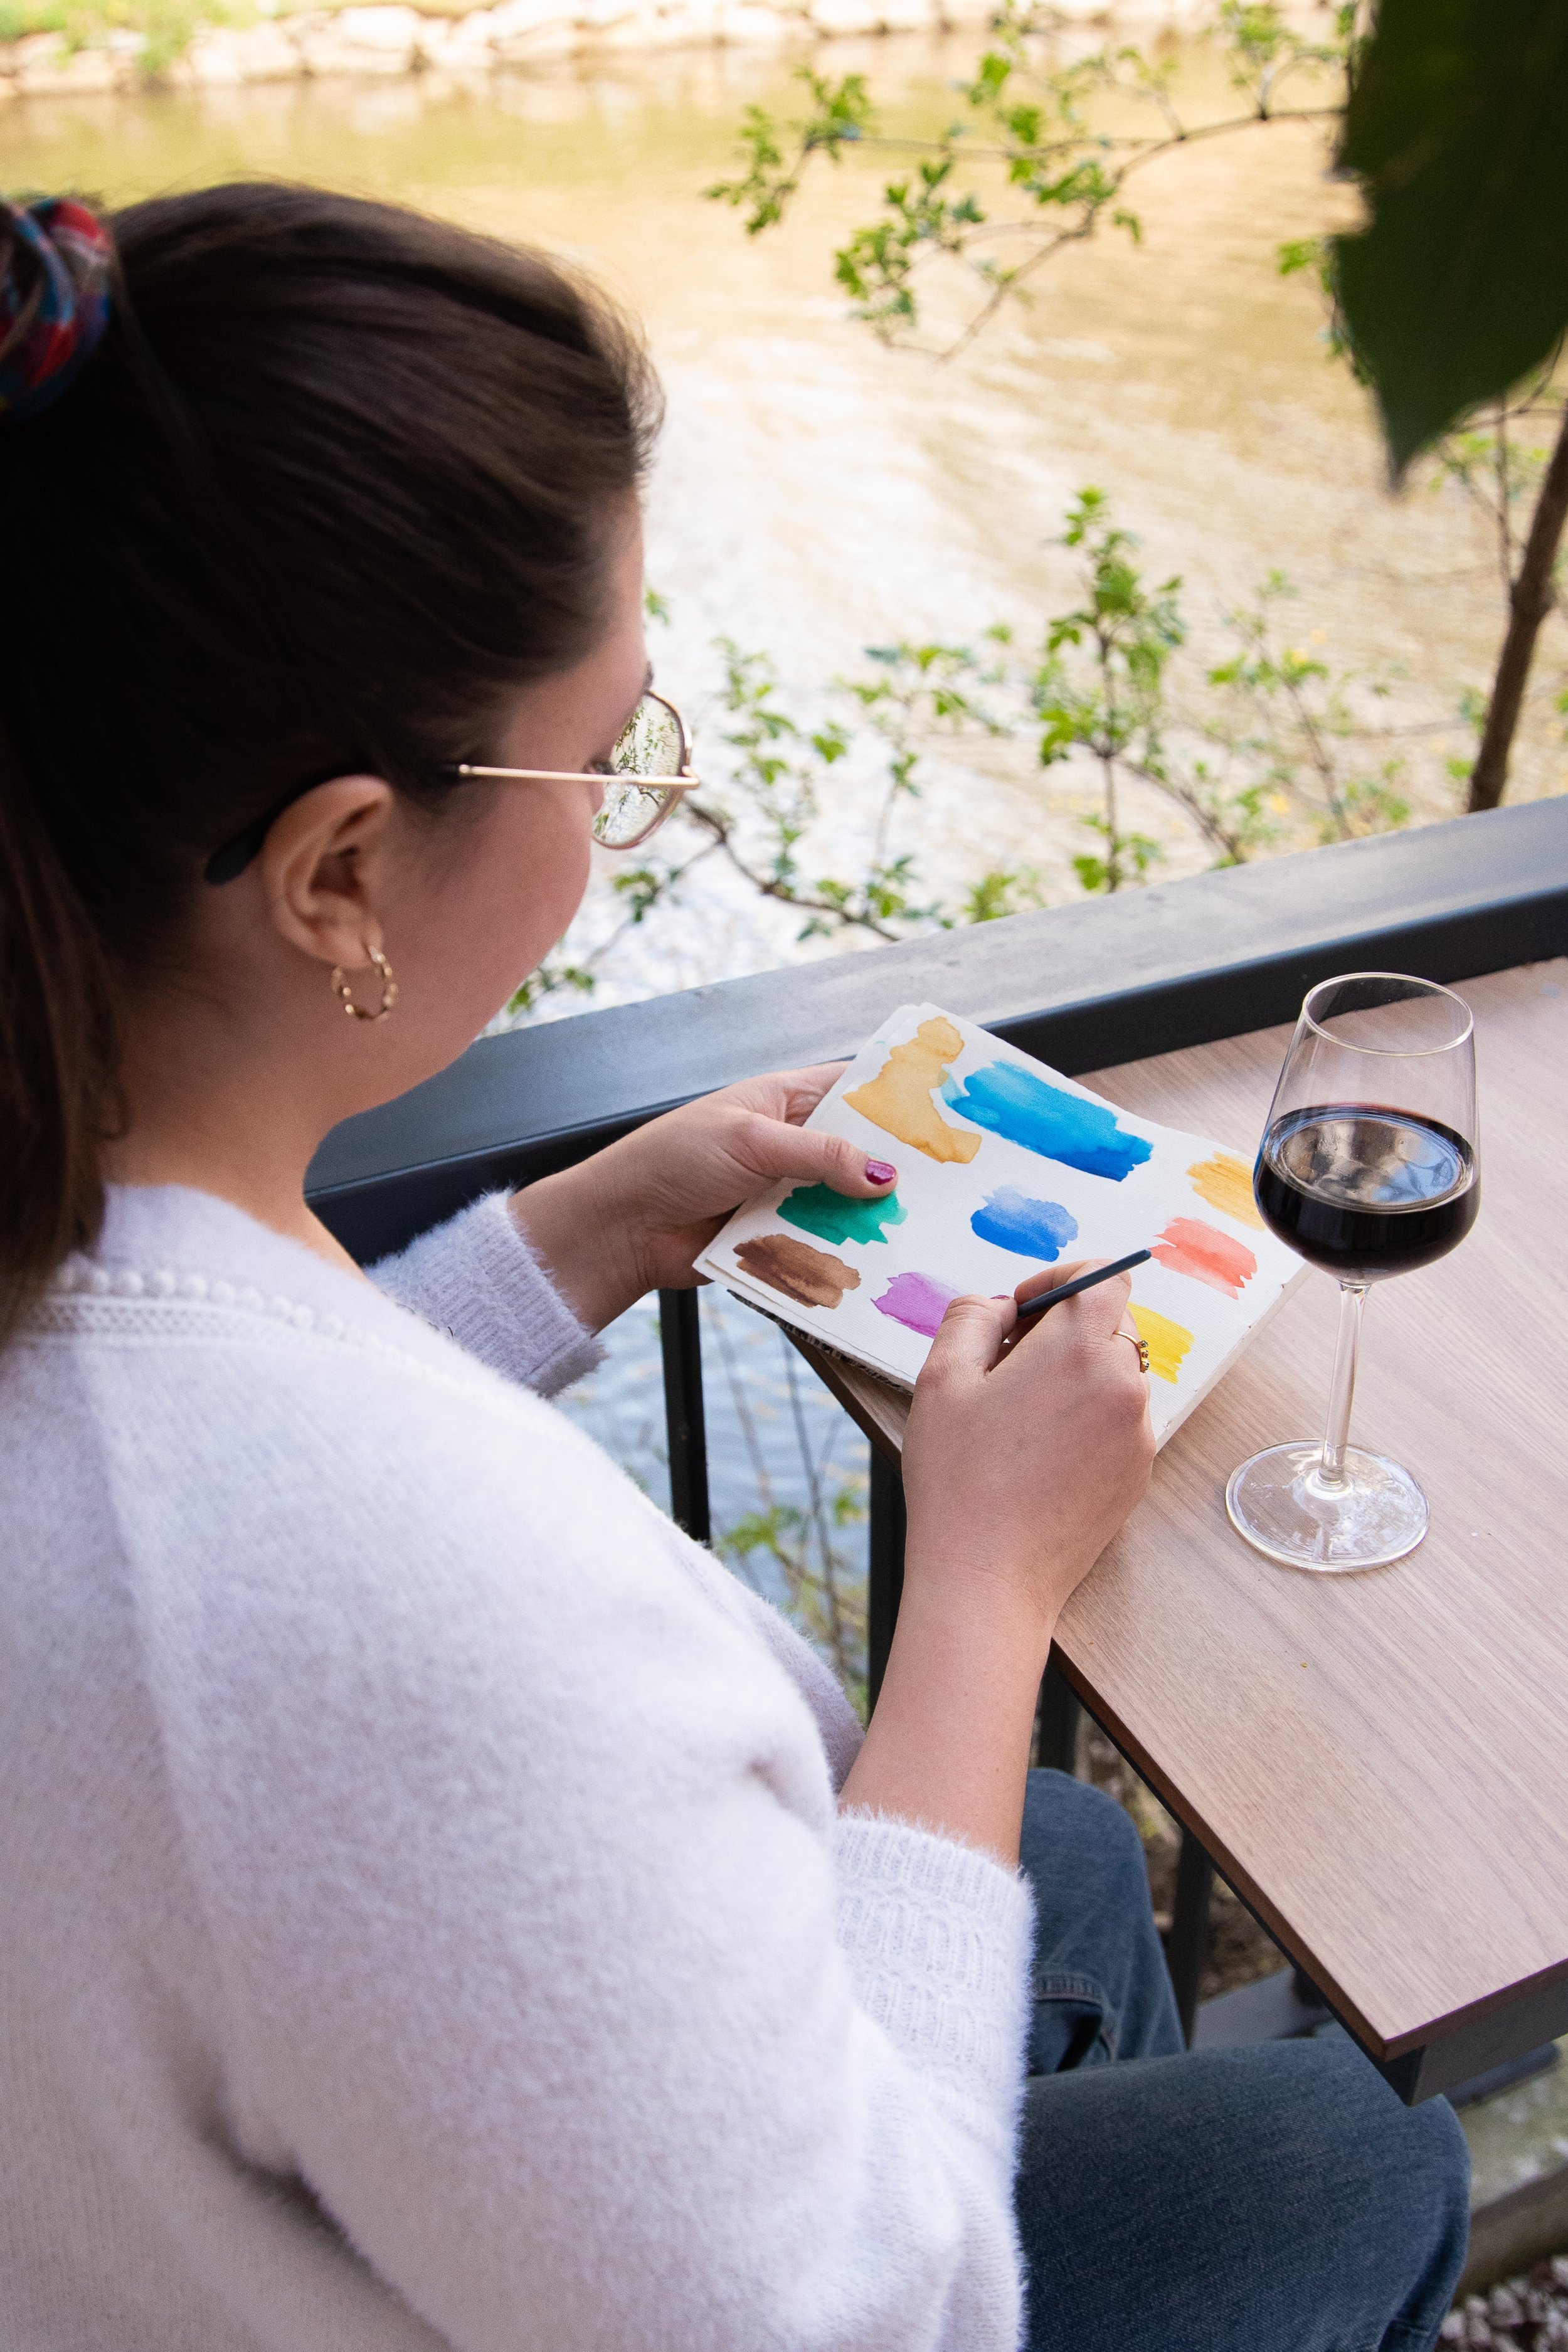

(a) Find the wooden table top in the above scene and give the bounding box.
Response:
[798,958,1568,2072]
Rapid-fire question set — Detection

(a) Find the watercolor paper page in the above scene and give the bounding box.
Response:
[694,1002,1307,1447]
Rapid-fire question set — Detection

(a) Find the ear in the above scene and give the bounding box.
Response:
[255,776,398,972]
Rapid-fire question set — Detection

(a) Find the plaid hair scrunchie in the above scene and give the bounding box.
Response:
[0,198,113,425]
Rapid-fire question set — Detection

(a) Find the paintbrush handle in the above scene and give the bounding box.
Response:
[1013,1248,1152,1318]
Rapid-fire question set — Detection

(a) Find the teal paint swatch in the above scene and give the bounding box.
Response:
[970,1187,1079,1261]
[777,1182,908,1248]
[943,1064,1153,1182]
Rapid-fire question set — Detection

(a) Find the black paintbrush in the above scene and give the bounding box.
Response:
[1012,1247,1152,1318]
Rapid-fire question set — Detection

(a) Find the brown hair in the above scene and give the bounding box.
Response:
[0,181,659,1341]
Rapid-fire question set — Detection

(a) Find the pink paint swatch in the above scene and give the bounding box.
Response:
[1151,1216,1257,1298]
[873,1270,960,1338]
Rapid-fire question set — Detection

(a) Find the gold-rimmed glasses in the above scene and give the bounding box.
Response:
[202,690,701,886]
[447,687,699,852]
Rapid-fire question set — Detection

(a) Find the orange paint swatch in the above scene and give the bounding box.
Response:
[1151,1216,1258,1298]
[845,1017,982,1166]
[1129,1301,1194,1385]
[1185,1150,1263,1230]
[735,1234,859,1309]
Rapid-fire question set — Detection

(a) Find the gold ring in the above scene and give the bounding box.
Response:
[1116,1328,1151,1375]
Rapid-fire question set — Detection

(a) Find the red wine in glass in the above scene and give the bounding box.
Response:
[1225,973,1478,1573]
[1254,1104,1479,1282]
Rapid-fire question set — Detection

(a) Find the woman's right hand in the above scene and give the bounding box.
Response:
[840,1264,1152,1864]
[900,1262,1155,1638]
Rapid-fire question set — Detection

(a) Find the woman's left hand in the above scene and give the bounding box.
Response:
[509,1064,899,1332]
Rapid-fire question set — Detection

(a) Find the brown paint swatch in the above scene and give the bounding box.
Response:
[736,1234,861,1309]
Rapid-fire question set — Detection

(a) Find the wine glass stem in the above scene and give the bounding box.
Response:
[1320,1281,1368,1487]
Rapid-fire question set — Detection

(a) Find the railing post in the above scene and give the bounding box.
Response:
[867,1452,906,1713]
[1036,1654,1082,1775]
[1167,1826,1216,2046]
[659,1288,710,1543]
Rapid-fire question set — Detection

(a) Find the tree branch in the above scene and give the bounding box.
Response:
[684,803,903,940]
[1468,401,1568,812]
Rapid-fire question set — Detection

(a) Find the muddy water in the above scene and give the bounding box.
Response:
[6,34,1560,1015]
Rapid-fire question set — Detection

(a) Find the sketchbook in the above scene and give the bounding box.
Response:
[694,1002,1308,1448]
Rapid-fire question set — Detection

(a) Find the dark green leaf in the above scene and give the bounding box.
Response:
[1333,0,1568,474]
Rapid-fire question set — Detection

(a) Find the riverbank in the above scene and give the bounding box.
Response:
[0,0,1209,97]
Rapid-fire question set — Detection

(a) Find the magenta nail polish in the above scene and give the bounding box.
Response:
[865,1159,897,1186]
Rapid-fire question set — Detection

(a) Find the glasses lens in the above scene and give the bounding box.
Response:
[614,693,684,780]
[593,781,673,849]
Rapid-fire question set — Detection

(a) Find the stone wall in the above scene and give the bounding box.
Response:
[0,0,1208,100]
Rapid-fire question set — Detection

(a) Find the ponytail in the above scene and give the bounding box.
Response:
[0,729,117,1343]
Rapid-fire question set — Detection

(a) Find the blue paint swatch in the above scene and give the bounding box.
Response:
[943,1062,1153,1182]
[970,1187,1079,1261]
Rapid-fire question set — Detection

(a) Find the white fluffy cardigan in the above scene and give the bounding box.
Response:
[0,1184,1035,2351]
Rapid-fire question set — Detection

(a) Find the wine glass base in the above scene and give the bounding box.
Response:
[1226,1443,1429,1573]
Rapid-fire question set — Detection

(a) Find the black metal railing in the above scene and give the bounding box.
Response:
[659,1286,711,1547]
[308,797,1568,2057]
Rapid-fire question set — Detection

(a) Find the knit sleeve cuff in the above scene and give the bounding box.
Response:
[833,1811,1034,2167]
[368,1193,606,1397]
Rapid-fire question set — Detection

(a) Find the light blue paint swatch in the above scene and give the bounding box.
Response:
[943,1062,1153,1182]
[970,1187,1079,1261]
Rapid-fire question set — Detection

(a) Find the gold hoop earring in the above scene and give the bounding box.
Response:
[330,945,398,1023]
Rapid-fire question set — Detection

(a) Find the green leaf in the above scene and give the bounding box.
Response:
[1072,850,1112,893]
[1333,0,1568,475]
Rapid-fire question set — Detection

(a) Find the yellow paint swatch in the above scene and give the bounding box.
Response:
[1186,1150,1263,1229]
[1130,1301,1194,1386]
[845,1016,982,1165]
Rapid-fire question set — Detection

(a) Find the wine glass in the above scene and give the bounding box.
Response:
[1226,972,1478,1573]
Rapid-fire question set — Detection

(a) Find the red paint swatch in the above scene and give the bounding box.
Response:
[1151,1216,1257,1298]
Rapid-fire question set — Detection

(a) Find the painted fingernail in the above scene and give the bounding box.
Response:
[865,1159,897,1185]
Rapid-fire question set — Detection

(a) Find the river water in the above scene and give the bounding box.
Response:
[9,33,1559,1024]
[7,31,1560,1678]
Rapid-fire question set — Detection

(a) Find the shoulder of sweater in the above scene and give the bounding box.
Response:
[45,1257,818,1754]
[28,1180,859,1781]
[36,1182,520,1397]
[31,1185,647,1560]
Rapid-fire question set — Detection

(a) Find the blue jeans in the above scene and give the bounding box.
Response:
[1014,1770,1471,2352]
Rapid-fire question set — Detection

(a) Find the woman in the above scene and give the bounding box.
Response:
[0,184,1466,2350]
